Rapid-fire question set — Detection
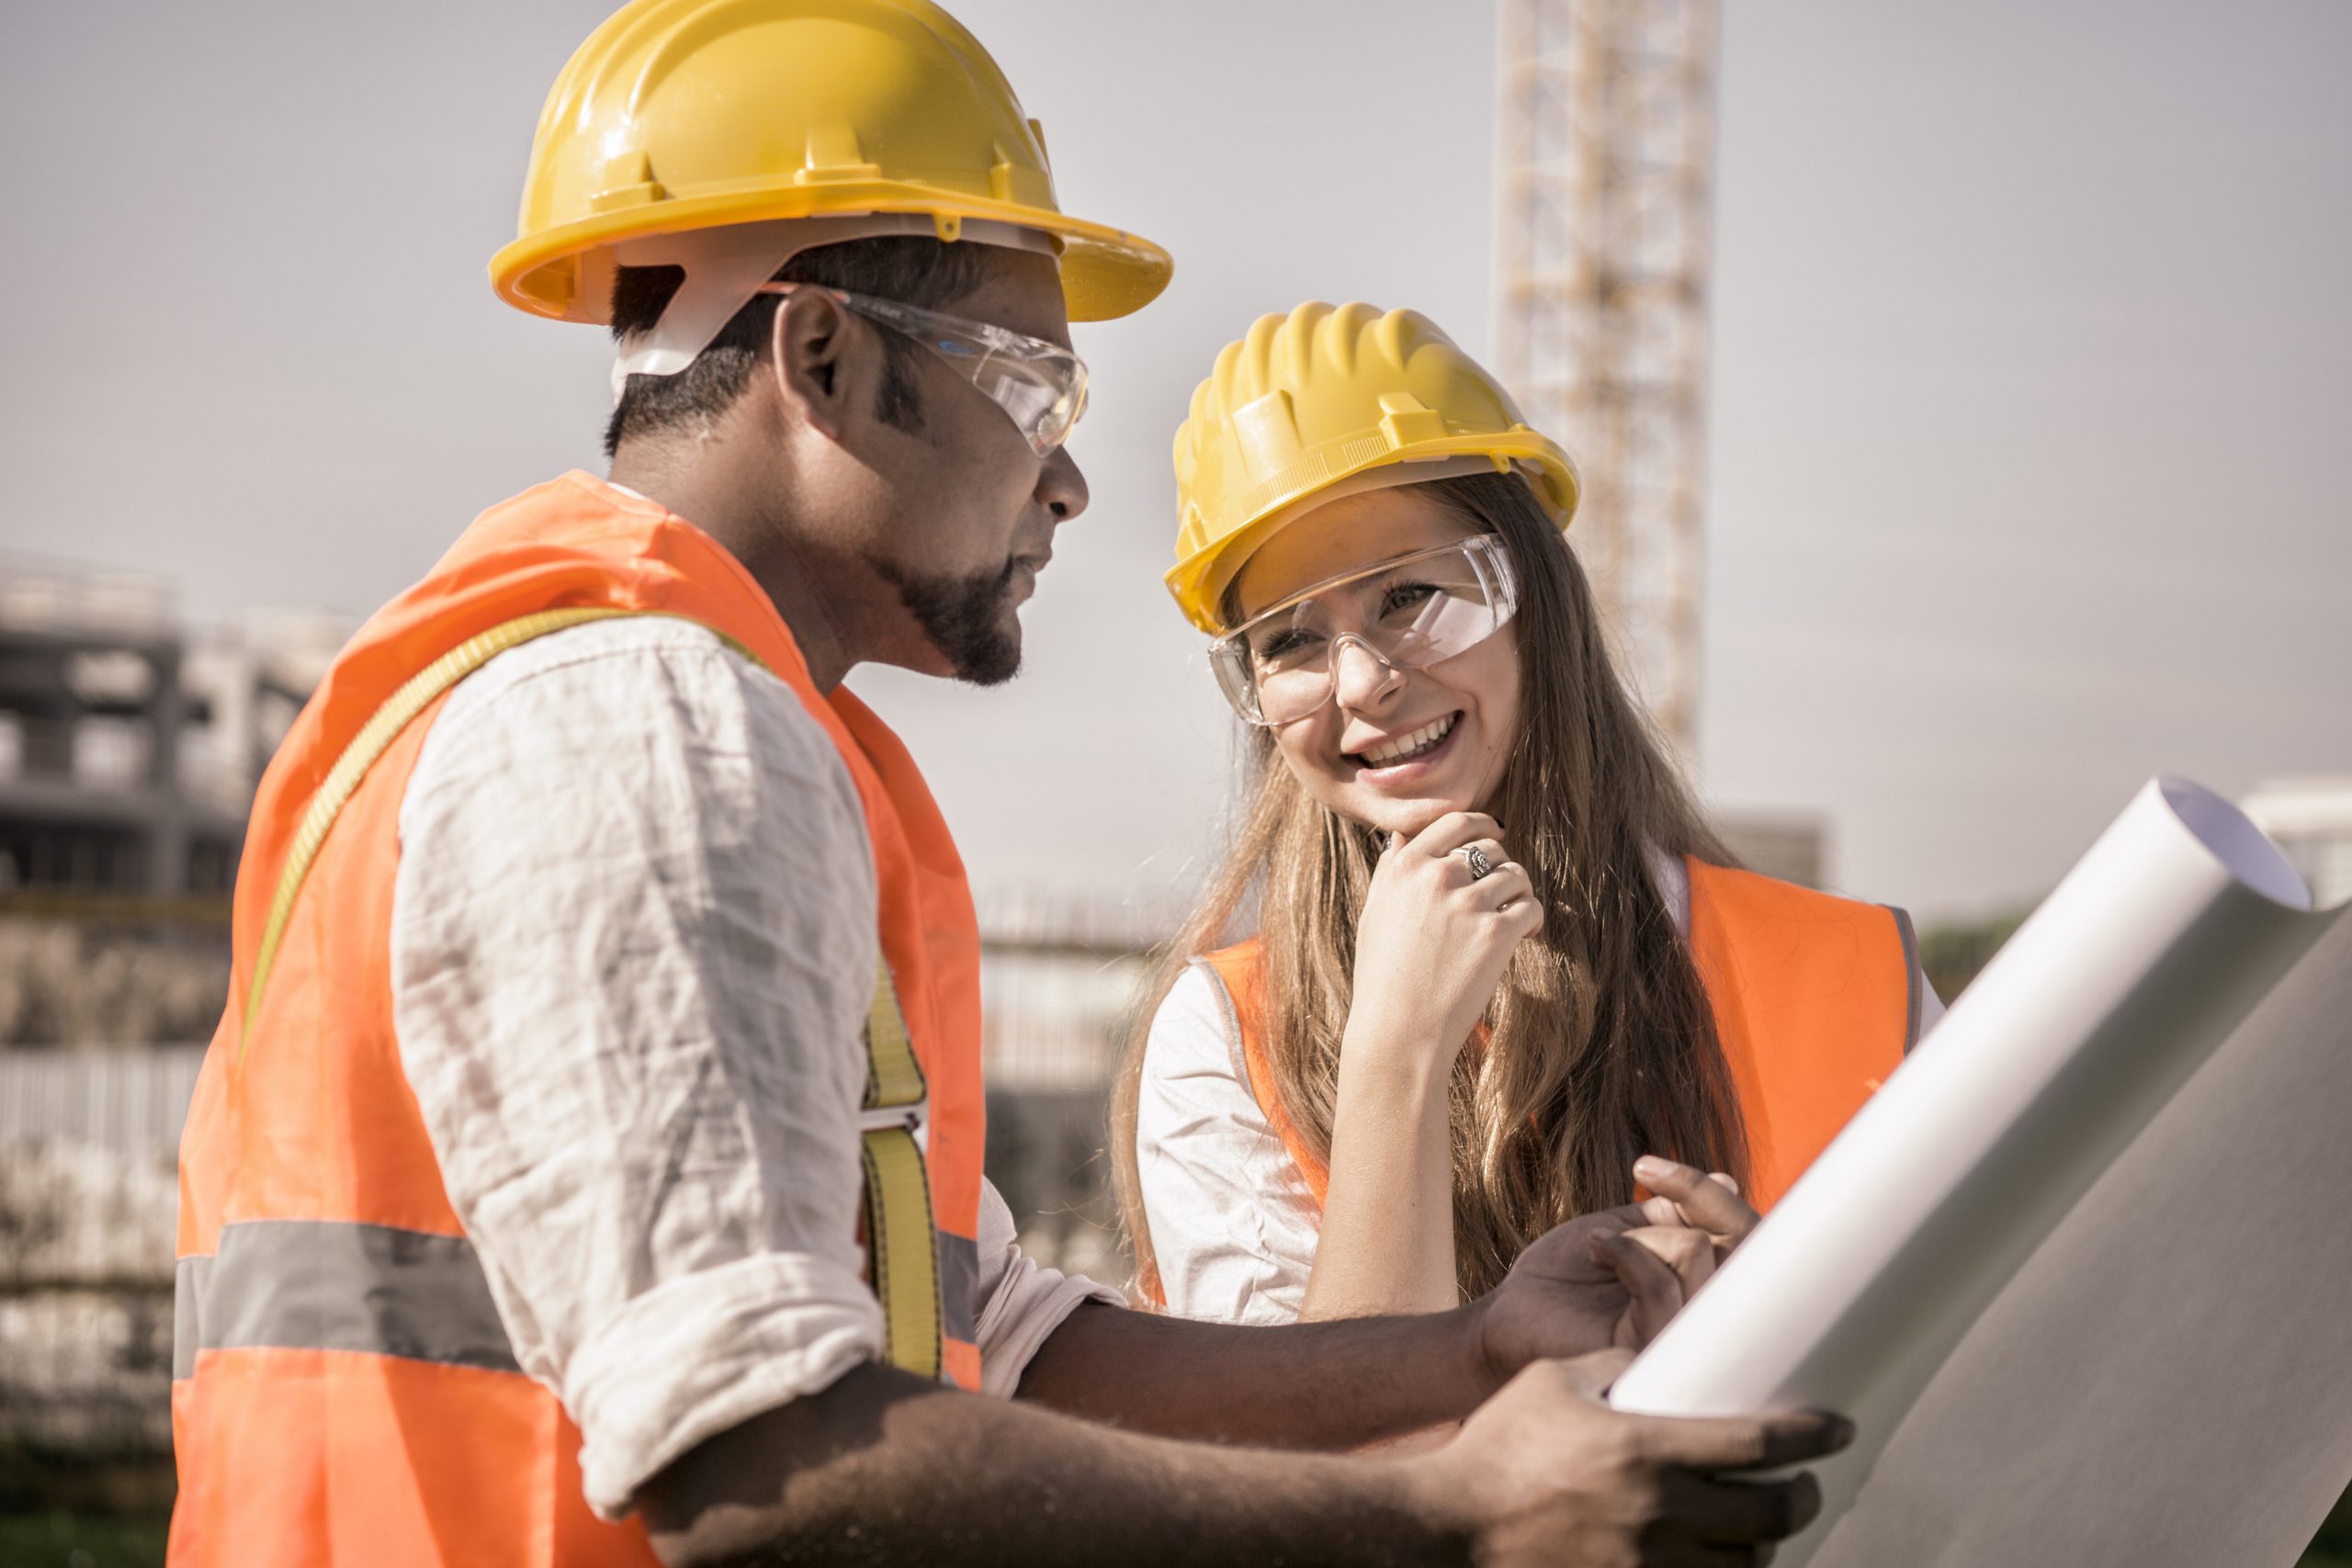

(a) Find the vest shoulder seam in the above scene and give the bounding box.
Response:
[1185,955,1253,1091]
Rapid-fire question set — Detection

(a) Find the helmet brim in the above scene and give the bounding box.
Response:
[1164,439,1579,636]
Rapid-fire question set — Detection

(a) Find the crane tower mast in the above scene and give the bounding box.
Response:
[1493,0,1718,756]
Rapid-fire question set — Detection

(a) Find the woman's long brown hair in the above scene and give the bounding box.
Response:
[1110,469,1747,1303]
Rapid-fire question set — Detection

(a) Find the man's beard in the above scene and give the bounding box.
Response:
[871,554,1024,686]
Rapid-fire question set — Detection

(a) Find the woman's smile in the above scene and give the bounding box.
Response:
[1349,711,1458,771]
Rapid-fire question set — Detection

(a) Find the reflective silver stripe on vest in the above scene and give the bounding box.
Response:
[173,1253,209,1379]
[176,1218,983,1380]
[174,1219,520,1382]
[1889,905,1924,1054]
[937,1230,979,1347]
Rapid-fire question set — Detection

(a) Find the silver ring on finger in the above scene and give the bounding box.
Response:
[1461,844,1496,881]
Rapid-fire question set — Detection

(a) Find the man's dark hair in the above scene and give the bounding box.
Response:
[603,236,998,457]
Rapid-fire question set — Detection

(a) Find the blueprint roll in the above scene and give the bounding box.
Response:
[1608,777,2343,1567]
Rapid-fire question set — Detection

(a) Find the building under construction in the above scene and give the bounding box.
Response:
[1495,0,1715,758]
[1495,0,1826,887]
[0,563,344,903]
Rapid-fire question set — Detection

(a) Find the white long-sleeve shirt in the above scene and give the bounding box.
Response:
[1136,858,1946,1326]
[390,615,1116,1520]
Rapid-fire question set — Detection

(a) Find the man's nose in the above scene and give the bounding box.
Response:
[1038,444,1088,523]
[1330,635,1403,711]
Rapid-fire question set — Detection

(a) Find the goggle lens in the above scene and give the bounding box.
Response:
[1208,536,1519,727]
[760,285,1089,456]
[974,355,1088,456]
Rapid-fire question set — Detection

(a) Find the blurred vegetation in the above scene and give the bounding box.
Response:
[0,911,228,1046]
[0,1511,169,1568]
[1917,905,2031,1004]
[2306,1485,2352,1566]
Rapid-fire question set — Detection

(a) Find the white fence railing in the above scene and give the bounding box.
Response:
[0,928,1156,1286]
[0,1046,201,1288]
[0,1044,204,1153]
[0,1047,199,1453]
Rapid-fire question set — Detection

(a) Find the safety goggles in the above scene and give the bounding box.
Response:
[757,285,1088,456]
[1208,536,1521,727]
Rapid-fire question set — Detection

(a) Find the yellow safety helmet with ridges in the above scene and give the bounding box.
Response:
[1167,302,1578,636]
[490,0,1171,327]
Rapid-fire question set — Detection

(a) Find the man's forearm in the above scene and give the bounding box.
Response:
[642,1361,1465,1568]
[1012,1300,1501,1449]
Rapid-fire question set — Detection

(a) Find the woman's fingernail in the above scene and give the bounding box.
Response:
[1634,1156,1673,1183]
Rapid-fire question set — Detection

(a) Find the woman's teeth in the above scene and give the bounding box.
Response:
[1360,714,1456,766]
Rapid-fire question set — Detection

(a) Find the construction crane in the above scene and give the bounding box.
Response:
[1493,0,1717,758]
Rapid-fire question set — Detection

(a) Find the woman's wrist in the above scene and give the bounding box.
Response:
[1338,1017,1458,1101]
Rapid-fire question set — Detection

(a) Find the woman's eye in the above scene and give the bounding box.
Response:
[1255,627,1317,664]
[1380,581,1442,618]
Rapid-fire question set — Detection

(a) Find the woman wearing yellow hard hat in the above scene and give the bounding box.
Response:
[1114,302,1942,1325]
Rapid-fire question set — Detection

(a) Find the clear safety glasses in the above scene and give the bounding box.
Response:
[757,284,1089,456]
[1208,536,1521,727]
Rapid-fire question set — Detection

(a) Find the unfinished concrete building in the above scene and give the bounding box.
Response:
[0,564,341,900]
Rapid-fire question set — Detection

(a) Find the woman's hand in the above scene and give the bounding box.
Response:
[1589,1158,1762,1349]
[1306,814,1539,1321]
[1632,1156,1760,1270]
[1472,1158,1767,1371]
[1344,811,1544,1072]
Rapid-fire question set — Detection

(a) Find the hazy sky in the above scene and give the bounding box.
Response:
[2,1,2346,922]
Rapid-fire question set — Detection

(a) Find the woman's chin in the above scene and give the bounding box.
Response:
[1344,792,1481,840]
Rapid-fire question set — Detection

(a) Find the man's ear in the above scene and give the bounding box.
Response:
[769,289,858,442]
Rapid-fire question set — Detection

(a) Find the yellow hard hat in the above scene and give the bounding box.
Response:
[1166,302,1578,635]
[490,0,1171,333]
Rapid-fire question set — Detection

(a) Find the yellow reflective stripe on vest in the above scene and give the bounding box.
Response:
[860,957,945,1376]
[861,1125,943,1380]
[863,955,926,1111]
[238,608,949,1384]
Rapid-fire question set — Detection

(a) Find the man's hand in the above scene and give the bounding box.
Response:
[1414,1351,1850,1567]
[1469,1201,1649,1380]
[1472,1157,1768,1383]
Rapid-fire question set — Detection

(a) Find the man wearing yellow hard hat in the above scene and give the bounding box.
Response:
[166,4,1847,1564]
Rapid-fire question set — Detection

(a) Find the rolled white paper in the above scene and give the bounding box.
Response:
[1609,777,2342,1565]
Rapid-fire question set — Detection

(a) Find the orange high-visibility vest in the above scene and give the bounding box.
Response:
[170,473,986,1567]
[1201,860,1921,1226]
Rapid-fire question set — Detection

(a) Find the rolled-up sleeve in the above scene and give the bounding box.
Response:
[390,617,883,1519]
[970,1178,1124,1397]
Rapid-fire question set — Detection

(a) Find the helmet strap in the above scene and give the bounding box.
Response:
[609,216,1057,395]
